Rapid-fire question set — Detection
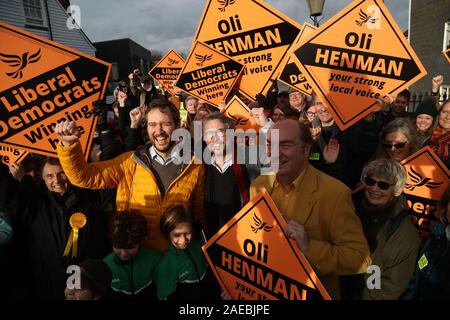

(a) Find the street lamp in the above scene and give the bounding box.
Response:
[306,0,325,27]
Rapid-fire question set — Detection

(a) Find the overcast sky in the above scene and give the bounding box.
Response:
[72,0,409,56]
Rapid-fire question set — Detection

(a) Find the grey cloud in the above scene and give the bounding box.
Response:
[73,0,409,55]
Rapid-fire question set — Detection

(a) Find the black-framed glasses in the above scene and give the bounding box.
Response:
[382,141,407,149]
[364,177,394,190]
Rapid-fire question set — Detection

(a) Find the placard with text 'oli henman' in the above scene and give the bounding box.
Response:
[202,188,331,300]
[293,0,426,130]
[194,0,302,101]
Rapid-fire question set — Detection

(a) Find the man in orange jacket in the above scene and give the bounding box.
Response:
[55,99,206,253]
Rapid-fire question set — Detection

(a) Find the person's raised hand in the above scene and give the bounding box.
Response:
[8,163,26,182]
[55,120,81,147]
[323,138,340,164]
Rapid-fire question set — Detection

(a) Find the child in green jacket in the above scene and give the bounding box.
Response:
[104,210,162,300]
[156,204,220,300]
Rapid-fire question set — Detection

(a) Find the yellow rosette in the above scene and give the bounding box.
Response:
[63,212,87,258]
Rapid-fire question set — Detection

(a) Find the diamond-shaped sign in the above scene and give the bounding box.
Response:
[278,23,316,96]
[149,50,185,96]
[0,22,111,159]
[194,0,302,101]
[0,143,28,165]
[401,146,450,239]
[176,41,244,108]
[293,0,427,130]
[444,48,450,64]
[221,95,259,132]
[202,188,331,300]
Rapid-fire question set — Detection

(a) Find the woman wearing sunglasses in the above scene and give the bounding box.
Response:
[374,118,421,162]
[342,158,420,300]
[428,99,450,169]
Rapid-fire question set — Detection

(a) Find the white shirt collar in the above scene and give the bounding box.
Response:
[149,145,178,166]
[211,153,233,174]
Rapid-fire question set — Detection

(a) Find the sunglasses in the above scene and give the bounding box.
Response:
[364,177,394,190]
[382,142,407,149]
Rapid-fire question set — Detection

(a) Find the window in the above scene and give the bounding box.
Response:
[444,20,450,52]
[23,0,47,27]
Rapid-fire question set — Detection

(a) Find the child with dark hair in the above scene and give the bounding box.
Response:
[103,210,162,300]
[156,204,220,300]
[65,258,112,300]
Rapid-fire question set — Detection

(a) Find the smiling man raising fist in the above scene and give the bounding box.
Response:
[55,99,206,253]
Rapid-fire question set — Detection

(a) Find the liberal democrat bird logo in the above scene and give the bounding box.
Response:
[251,213,273,234]
[355,9,379,26]
[167,57,179,66]
[0,48,42,79]
[218,0,236,12]
[195,53,213,67]
[405,167,443,191]
[228,113,249,127]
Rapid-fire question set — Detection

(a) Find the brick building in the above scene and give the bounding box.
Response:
[409,0,450,96]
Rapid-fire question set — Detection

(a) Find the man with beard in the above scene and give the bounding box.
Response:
[250,120,371,299]
[56,99,205,253]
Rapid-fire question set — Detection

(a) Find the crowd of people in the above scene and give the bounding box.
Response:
[0,69,449,300]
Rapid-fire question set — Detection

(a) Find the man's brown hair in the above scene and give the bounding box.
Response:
[145,99,180,127]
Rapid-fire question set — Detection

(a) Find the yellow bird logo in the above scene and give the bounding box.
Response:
[0,48,42,79]
[355,9,379,26]
[167,57,179,66]
[405,167,443,191]
[228,113,249,127]
[195,53,213,67]
[218,0,236,12]
[251,213,273,234]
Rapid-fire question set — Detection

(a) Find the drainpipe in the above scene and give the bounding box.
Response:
[44,0,53,40]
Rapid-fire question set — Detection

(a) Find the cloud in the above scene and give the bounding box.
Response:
[72,0,409,55]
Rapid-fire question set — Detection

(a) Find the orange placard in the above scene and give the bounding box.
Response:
[0,143,28,165]
[176,41,244,108]
[194,0,302,101]
[444,48,450,64]
[401,146,450,239]
[278,23,316,96]
[202,188,331,300]
[293,0,427,130]
[0,22,111,159]
[221,95,259,132]
[149,50,185,96]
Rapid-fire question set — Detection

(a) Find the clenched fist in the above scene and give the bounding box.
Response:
[55,120,81,147]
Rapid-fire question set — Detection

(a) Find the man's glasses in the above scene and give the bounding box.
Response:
[204,129,226,140]
[364,177,394,190]
[382,141,407,149]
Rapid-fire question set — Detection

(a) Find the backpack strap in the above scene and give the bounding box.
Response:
[385,211,408,242]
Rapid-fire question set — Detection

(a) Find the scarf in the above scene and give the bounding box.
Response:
[431,125,450,159]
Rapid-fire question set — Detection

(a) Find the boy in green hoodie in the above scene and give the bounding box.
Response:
[104,210,162,300]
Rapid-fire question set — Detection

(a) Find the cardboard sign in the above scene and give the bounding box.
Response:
[0,143,28,164]
[278,23,316,96]
[401,146,450,239]
[444,48,450,64]
[194,0,302,101]
[0,22,111,158]
[202,188,331,300]
[222,95,259,132]
[293,0,427,130]
[176,41,244,108]
[149,50,185,96]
